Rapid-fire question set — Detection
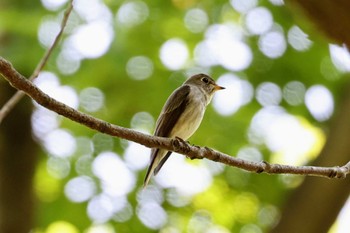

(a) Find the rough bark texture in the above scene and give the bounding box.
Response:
[0,83,38,233]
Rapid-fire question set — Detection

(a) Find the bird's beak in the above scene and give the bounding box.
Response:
[214,84,225,91]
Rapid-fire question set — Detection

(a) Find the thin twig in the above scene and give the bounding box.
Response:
[0,0,74,124]
[1,56,350,179]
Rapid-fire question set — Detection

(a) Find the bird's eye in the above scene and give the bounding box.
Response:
[202,77,209,83]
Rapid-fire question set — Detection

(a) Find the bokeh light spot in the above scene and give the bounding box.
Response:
[35,161,61,202]
[219,40,252,71]
[234,192,260,223]
[195,23,252,70]
[166,188,191,207]
[130,111,155,133]
[320,57,341,80]
[34,72,79,109]
[184,8,209,33]
[55,86,80,109]
[92,152,135,196]
[47,157,71,179]
[56,51,81,75]
[305,85,334,121]
[287,25,312,51]
[46,221,79,233]
[256,82,282,106]
[137,202,167,229]
[137,185,164,205]
[41,0,69,11]
[213,73,254,116]
[38,17,60,48]
[69,21,114,59]
[43,129,76,157]
[74,0,112,22]
[329,44,350,72]
[283,81,306,106]
[31,108,59,140]
[248,107,323,165]
[65,176,96,203]
[75,137,93,156]
[203,24,252,71]
[34,71,60,93]
[160,38,189,70]
[79,87,105,112]
[124,142,150,171]
[116,0,149,27]
[75,155,94,176]
[126,56,154,80]
[87,194,115,223]
[245,7,273,35]
[85,224,115,233]
[113,203,133,222]
[259,30,287,58]
[155,154,212,196]
[258,205,280,228]
[230,0,257,13]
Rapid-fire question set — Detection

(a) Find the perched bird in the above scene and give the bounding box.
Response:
[143,73,225,187]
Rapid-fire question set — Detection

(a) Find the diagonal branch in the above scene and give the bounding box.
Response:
[0,56,350,179]
[0,0,74,124]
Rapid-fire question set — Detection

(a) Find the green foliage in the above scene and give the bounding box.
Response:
[1,0,347,232]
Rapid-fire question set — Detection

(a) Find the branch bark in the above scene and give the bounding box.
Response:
[1,56,350,179]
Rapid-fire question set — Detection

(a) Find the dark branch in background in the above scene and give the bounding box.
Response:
[1,57,350,179]
[0,0,74,124]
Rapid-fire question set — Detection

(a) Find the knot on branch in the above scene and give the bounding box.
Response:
[329,162,350,179]
[328,167,344,178]
[256,161,271,173]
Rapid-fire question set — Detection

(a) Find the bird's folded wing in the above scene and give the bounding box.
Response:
[154,84,191,137]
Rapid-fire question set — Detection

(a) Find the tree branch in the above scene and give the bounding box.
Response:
[0,0,74,124]
[0,57,350,179]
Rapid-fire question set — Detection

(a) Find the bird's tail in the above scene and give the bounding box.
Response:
[143,156,158,188]
[144,148,175,188]
[144,149,173,188]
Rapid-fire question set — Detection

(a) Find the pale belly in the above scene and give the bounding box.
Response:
[169,101,205,140]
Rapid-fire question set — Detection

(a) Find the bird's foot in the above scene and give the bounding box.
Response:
[173,136,191,153]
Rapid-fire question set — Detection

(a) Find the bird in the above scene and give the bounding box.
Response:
[143,73,225,187]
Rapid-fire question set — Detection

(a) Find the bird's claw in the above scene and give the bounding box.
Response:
[174,136,191,153]
[175,136,187,144]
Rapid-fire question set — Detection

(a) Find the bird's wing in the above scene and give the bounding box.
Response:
[143,85,191,187]
[154,84,191,137]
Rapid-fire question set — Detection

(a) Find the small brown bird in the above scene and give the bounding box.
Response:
[144,73,224,187]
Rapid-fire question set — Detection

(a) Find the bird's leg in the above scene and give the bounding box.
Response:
[174,137,203,160]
